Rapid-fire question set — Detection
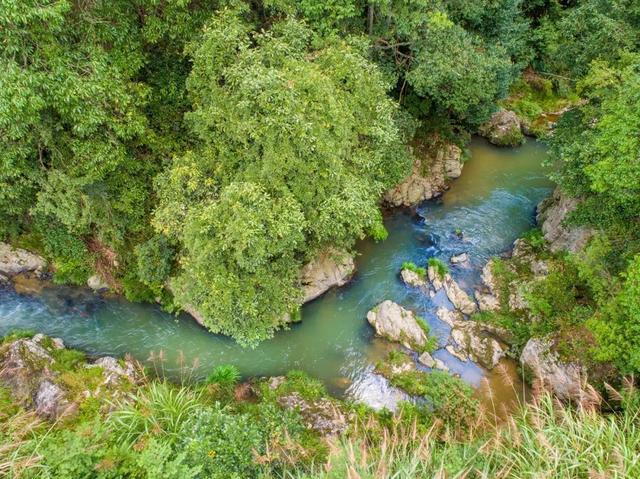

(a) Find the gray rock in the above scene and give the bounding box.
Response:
[537,188,594,253]
[451,322,506,369]
[300,249,355,303]
[87,274,110,292]
[450,252,470,265]
[366,300,427,350]
[278,393,347,436]
[433,358,449,372]
[521,338,599,406]
[478,110,525,147]
[384,139,463,207]
[91,356,138,385]
[35,380,70,419]
[427,264,444,291]
[400,268,427,290]
[347,371,411,412]
[443,274,477,315]
[0,242,47,277]
[475,290,500,311]
[435,306,463,327]
[446,345,468,362]
[418,351,436,368]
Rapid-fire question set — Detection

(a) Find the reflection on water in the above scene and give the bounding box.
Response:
[0,137,552,407]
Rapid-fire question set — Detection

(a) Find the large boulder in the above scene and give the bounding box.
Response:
[537,188,594,253]
[300,249,355,303]
[400,268,428,290]
[443,275,477,315]
[347,371,410,412]
[384,139,463,207]
[366,300,427,350]
[521,338,599,407]
[0,242,47,278]
[479,110,525,147]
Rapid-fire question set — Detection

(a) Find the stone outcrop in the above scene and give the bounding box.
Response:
[400,268,428,290]
[0,334,71,419]
[520,338,599,406]
[366,300,427,350]
[384,139,463,207]
[474,259,501,312]
[417,351,449,371]
[430,268,477,315]
[427,265,444,291]
[300,249,355,303]
[450,322,506,369]
[537,188,594,253]
[89,356,139,386]
[436,306,463,327]
[0,242,47,278]
[434,306,509,370]
[445,345,468,362]
[443,275,477,315]
[479,110,525,147]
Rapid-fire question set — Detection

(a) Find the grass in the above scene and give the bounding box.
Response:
[401,261,426,279]
[108,380,203,445]
[289,389,640,479]
[428,258,449,278]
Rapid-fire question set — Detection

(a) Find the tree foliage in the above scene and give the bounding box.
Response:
[154,10,410,344]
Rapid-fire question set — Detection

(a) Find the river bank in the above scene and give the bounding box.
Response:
[0,138,553,411]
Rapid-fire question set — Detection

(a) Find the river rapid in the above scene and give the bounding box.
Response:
[0,137,552,409]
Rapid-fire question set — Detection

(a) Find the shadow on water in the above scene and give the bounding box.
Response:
[0,137,552,410]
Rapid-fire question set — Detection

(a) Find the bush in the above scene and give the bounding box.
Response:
[206,364,241,389]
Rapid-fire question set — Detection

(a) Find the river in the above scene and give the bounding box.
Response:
[0,137,552,408]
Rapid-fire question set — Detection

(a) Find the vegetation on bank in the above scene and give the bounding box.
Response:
[1,334,639,478]
[6,0,637,345]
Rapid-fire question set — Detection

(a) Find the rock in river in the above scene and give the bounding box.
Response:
[300,248,355,303]
[478,109,525,147]
[400,268,428,290]
[366,300,427,350]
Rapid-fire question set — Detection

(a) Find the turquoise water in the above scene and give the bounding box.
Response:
[0,137,552,396]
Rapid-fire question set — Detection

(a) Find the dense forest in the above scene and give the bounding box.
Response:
[1,0,640,477]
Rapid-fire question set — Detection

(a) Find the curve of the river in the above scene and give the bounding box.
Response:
[0,137,552,405]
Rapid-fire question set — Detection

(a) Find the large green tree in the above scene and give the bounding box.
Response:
[155,9,411,345]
